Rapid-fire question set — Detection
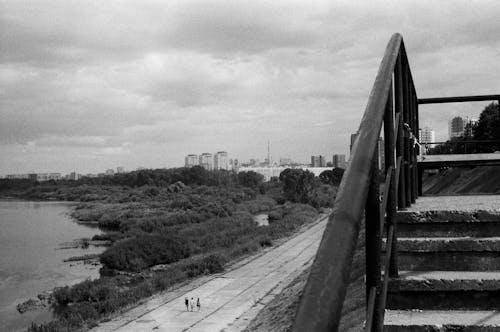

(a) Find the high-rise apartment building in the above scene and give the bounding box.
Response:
[214,151,229,170]
[311,155,326,167]
[199,153,213,170]
[333,154,347,168]
[464,116,478,138]
[319,155,326,167]
[419,126,435,144]
[449,116,465,139]
[311,155,320,167]
[185,154,199,167]
[419,126,435,155]
[230,158,239,171]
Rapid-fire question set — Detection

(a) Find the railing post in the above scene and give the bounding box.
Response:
[383,85,398,278]
[365,144,382,332]
[418,166,423,196]
[394,53,406,210]
[408,85,414,203]
[410,90,417,203]
[403,57,412,207]
[414,91,421,197]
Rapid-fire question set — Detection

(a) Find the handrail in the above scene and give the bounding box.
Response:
[293,33,498,332]
[418,95,500,104]
[292,33,419,331]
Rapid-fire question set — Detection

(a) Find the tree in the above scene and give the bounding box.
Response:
[474,102,500,152]
[279,168,318,203]
[181,166,209,185]
[428,102,500,154]
[237,171,264,188]
[319,168,345,186]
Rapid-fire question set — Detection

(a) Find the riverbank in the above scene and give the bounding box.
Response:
[0,200,105,332]
[90,212,330,332]
[1,167,339,331]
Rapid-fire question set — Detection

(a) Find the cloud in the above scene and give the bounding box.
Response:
[1,0,500,174]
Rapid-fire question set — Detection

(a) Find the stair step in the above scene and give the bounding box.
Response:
[389,271,500,291]
[395,210,500,237]
[384,310,500,331]
[395,222,500,238]
[396,210,500,223]
[394,237,500,252]
[387,271,500,310]
[383,238,500,271]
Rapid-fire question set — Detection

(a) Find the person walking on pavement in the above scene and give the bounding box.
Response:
[197,297,201,311]
[190,297,195,312]
[184,297,189,311]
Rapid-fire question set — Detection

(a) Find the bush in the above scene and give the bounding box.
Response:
[100,235,190,272]
[309,184,337,208]
[268,210,283,223]
[279,168,319,204]
[237,171,264,188]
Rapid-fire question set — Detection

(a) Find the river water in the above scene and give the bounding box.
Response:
[0,200,105,331]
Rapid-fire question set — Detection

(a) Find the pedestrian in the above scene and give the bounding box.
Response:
[184,297,189,311]
[197,297,201,311]
[190,297,195,312]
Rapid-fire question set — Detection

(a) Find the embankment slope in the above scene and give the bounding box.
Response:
[423,166,500,195]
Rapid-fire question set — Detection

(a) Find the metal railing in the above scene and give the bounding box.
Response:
[292,33,419,332]
[418,95,500,156]
[423,140,500,155]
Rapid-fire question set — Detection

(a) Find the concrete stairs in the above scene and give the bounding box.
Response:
[383,210,500,331]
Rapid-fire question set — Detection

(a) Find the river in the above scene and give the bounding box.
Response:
[0,200,105,331]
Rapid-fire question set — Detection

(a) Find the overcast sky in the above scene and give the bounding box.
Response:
[1,0,499,175]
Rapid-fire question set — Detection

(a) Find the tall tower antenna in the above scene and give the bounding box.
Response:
[267,140,270,166]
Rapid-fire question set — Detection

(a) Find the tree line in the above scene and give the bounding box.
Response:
[427,102,500,154]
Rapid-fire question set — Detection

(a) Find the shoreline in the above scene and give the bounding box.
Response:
[0,199,105,331]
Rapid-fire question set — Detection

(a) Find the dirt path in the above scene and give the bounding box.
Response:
[91,214,328,332]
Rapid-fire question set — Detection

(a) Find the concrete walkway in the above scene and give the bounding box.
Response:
[91,214,328,332]
[406,194,500,212]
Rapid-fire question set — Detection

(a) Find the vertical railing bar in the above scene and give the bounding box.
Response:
[377,224,395,328]
[379,166,394,234]
[415,91,423,196]
[365,286,377,332]
[405,47,415,204]
[394,113,401,143]
[409,87,416,203]
[365,143,382,331]
[401,53,411,207]
[383,83,399,279]
[413,93,419,199]
[394,53,405,210]
[393,157,403,199]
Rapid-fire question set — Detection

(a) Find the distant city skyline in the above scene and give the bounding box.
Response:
[1,1,499,175]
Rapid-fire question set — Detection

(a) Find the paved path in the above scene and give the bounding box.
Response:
[92,214,329,332]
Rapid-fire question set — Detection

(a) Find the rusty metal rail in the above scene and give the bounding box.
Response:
[292,33,419,332]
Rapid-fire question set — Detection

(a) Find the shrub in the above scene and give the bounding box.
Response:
[100,235,190,272]
[268,210,283,223]
[185,253,228,277]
